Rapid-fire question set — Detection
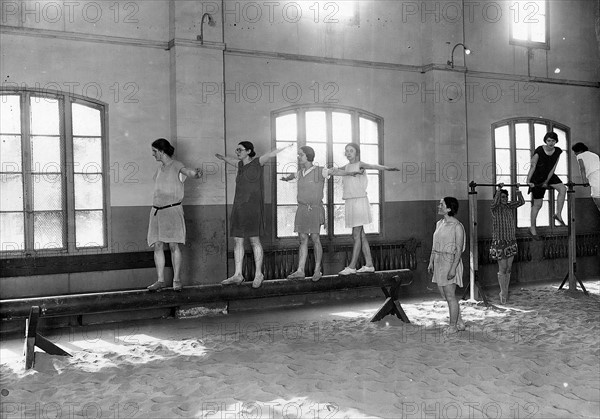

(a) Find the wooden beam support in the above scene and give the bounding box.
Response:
[1,270,412,320]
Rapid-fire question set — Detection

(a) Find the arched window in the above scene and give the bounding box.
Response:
[273,106,383,238]
[492,118,569,231]
[0,90,109,255]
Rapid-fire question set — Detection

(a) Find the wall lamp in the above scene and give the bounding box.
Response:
[198,13,216,45]
[447,43,471,68]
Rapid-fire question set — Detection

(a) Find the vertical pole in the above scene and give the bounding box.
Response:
[468,181,478,301]
[567,182,576,291]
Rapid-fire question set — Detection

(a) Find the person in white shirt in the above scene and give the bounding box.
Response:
[572,142,600,213]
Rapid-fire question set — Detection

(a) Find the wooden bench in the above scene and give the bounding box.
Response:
[1,269,413,369]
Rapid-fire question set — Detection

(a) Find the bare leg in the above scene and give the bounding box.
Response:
[360,229,374,267]
[169,243,182,289]
[497,258,509,303]
[249,236,264,288]
[288,234,308,279]
[530,198,543,235]
[153,241,165,282]
[440,284,461,332]
[222,237,245,284]
[311,233,323,274]
[148,241,166,291]
[504,256,514,302]
[348,226,363,269]
[552,183,567,223]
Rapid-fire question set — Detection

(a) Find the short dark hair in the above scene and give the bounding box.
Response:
[571,142,588,153]
[494,189,509,198]
[300,146,315,162]
[443,197,459,217]
[152,138,174,157]
[543,132,559,143]
[238,141,256,157]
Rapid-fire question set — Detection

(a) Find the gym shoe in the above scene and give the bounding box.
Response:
[287,270,305,280]
[357,265,375,273]
[147,281,165,292]
[252,273,265,289]
[173,281,183,292]
[338,267,357,275]
[221,275,244,285]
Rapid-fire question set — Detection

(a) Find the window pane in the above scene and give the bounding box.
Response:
[30,97,59,136]
[364,204,379,234]
[333,204,351,235]
[531,22,545,43]
[1,136,22,172]
[31,136,62,171]
[513,23,528,41]
[497,175,511,186]
[332,143,348,169]
[73,137,102,169]
[554,128,567,146]
[306,142,327,167]
[306,111,326,142]
[494,125,509,148]
[538,200,550,226]
[32,174,62,210]
[276,114,297,141]
[34,211,63,249]
[516,149,532,176]
[517,202,530,228]
[0,212,25,251]
[0,174,24,211]
[277,177,297,205]
[332,112,351,143]
[76,210,105,247]
[74,174,103,210]
[333,176,344,203]
[495,149,511,179]
[277,205,296,237]
[534,123,547,148]
[276,141,297,172]
[72,104,101,136]
[366,174,380,203]
[0,95,21,133]
[360,117,378,144]
[361,144,379,166]
[515,123,529,148]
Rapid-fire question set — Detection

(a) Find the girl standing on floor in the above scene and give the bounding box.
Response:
[329,143,399,275]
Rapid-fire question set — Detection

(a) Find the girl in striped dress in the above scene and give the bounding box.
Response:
[490,184,525,303]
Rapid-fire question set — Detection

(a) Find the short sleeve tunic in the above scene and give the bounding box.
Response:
[431,219,465,287]
[230,158,264,238]
[147,160,186,246]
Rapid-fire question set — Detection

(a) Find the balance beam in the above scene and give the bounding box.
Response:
[1,270,412,320]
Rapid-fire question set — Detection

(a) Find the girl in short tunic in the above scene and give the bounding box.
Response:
[526,131,567,238]
[428,197,466,333]
[146,138,202,293]
[490,185,525,303]
[216,141,291,288]
[281,146,328,281]
[329,143,399,275]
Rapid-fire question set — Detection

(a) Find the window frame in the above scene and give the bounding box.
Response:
[271,104,386,244]
[491,117,570,234]
[0,88,111,257]
[509,0,550,50]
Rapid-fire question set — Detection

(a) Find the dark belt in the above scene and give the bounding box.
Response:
[153,202,181,216]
